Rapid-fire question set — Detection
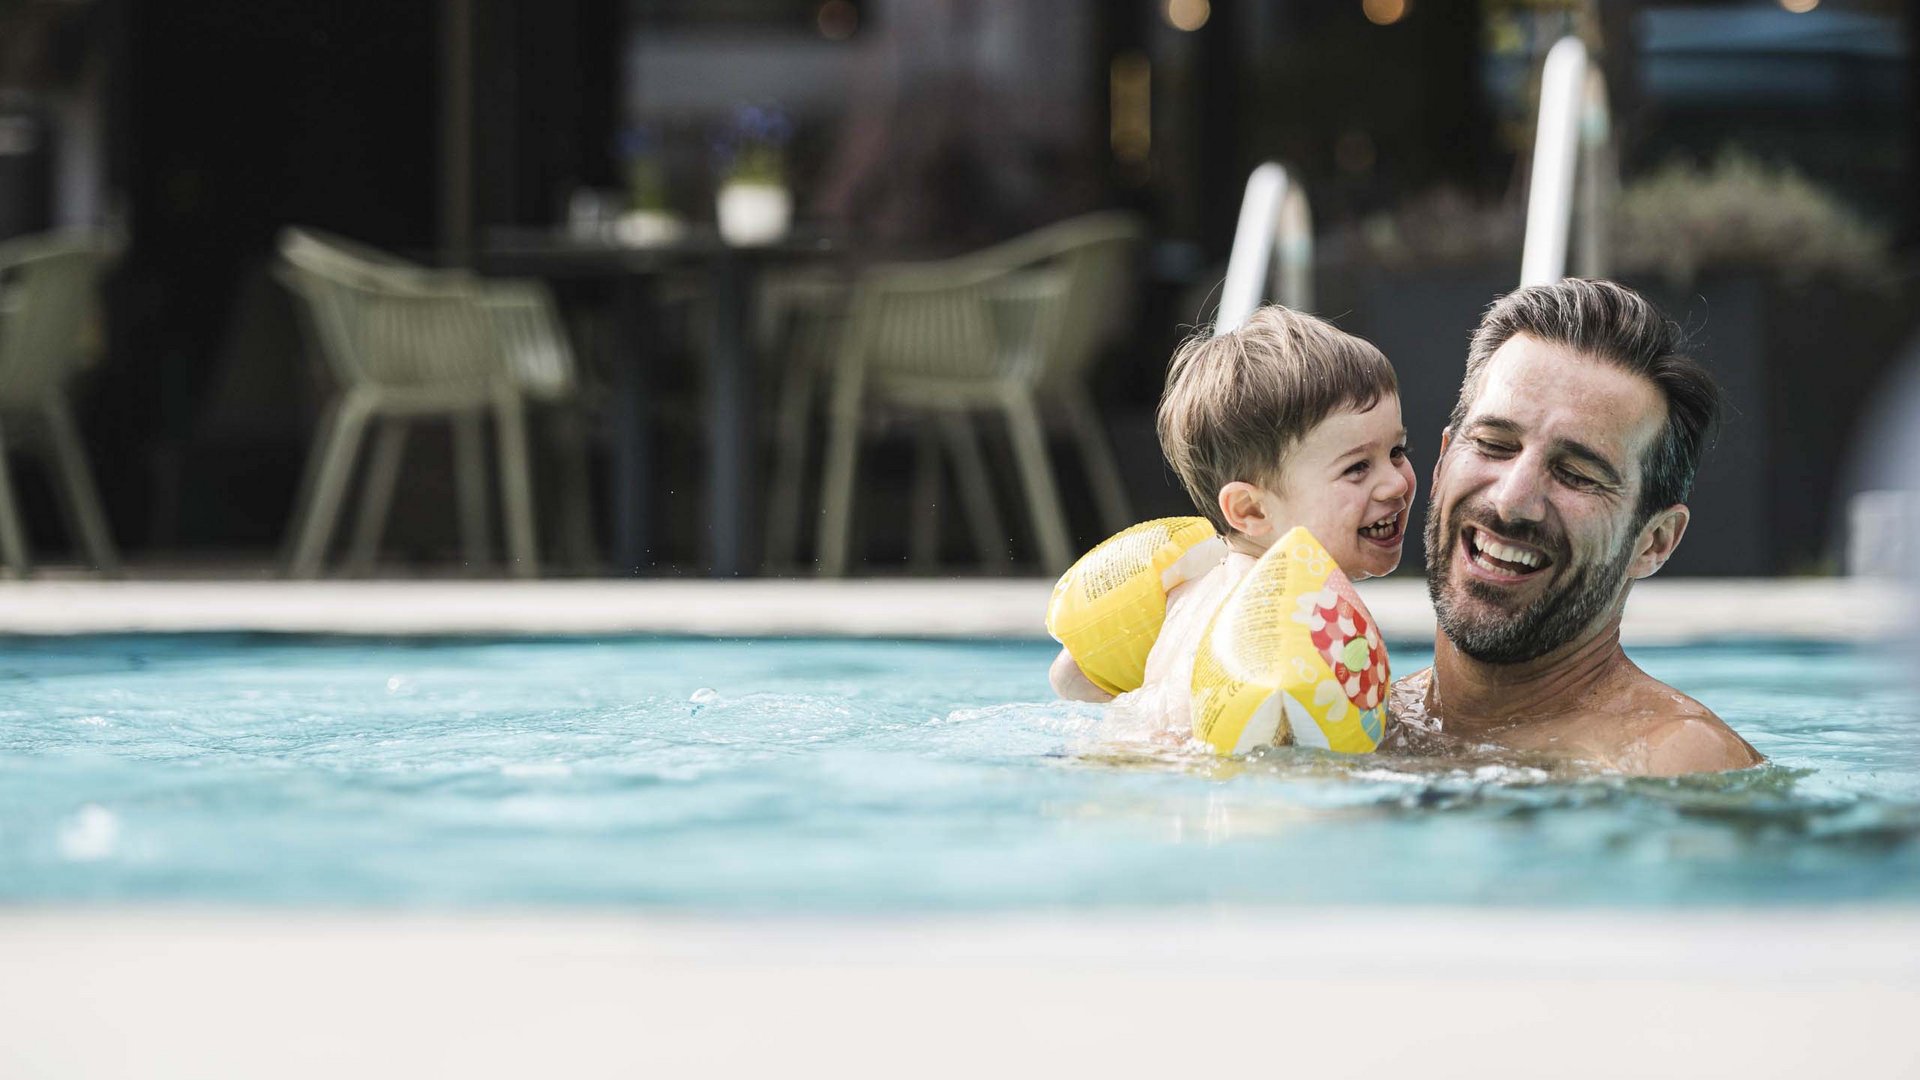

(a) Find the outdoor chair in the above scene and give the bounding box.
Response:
[785,212,1142,576]
[1009,212,1144,534]
[808,240,1077,577]
[276,228,586,578]
[0,231,122,577]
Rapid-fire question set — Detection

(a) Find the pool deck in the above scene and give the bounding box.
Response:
[0,575,1907,642]
[3,907,1915,1078]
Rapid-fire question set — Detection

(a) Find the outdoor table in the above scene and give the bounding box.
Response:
[480,227,841,578]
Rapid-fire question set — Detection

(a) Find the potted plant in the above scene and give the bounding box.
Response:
[712,104,794,247]
[613,124,684,247]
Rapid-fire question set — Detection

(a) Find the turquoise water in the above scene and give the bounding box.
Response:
[2,634,1917,909]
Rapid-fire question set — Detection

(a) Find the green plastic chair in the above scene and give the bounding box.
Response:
[276,228,545,578]
[811,242,1076,577]
[0,231,122,577]
[1005,212,1144,535]
[801,212,1142,577]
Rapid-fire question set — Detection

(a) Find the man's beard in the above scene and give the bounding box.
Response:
[1423,499,1634,665]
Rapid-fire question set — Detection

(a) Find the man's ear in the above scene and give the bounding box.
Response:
[1218,481,1273,540]
[1432,427,1453,490]
[1630,503,1689,579]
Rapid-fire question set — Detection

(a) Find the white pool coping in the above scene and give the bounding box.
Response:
[0,576,1908,643]
[2,908,1915,1078]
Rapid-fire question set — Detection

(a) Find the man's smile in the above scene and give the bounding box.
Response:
[1459,523,1555,584]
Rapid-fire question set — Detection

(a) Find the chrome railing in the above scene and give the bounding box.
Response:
[1214,161,1314,335]
[1520,35,1613,287]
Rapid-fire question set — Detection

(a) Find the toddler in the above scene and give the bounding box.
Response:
[1050,305,1416,741]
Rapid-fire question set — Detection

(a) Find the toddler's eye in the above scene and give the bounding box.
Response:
[1390,444,1408,464]
[1345,461,1370,478]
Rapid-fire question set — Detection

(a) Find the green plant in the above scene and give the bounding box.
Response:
[1348,188,1525,270]
[713,104,792,187]
[1611,150,1892,284]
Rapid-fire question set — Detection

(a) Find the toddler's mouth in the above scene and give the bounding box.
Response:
[1359,512,1403,545]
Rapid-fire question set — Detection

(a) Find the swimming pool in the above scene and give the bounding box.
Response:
[3,633,1916,909]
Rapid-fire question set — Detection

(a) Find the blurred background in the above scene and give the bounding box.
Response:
[0,0,1913,581]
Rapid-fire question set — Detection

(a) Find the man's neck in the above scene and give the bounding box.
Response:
[1425,617,1633,731]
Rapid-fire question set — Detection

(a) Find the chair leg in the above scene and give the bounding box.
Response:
[1058,384,1134,535]
[493,393,539,579]
[287,393,374,579]
[40,392,121,577]
[1001,388,1073,574]
[763,356,818,573]
[346,417,409,577]
[549,406,599,574]
[452,410,492,571]
[936,411,1009,573]
[0,426,30,578]
[908,420,943,571]
[813,373,862,577]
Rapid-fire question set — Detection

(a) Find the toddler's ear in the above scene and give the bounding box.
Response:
[1218,481,1273,540]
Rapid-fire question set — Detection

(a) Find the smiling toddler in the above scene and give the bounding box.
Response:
[1050,305,1416,741]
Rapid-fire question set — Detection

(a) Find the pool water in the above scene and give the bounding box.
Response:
[2,634,1917,909]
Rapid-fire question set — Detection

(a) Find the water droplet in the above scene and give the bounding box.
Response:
[689,688,719,704]
[386,676,405,692]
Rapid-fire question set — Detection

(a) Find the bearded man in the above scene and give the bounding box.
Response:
[1391,278,1763,776]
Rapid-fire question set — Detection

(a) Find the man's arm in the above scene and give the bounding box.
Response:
[1049,647,1113,703]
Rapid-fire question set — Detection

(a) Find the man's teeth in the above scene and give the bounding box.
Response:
[1474,533,1544,569]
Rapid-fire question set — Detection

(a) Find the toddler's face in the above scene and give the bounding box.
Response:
[1243,394,1416,580]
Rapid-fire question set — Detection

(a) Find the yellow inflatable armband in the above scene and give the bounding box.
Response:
[1190,526,1389,755]
[1045,517,1226,696]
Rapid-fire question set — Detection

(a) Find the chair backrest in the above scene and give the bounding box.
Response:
[841,212,1142,392]
[0,232,117,405]
[276,227,499,395]
[840,215,1113,390]
[1010,213,1144,387]
[277,227,576,399]
[477,279,578,401]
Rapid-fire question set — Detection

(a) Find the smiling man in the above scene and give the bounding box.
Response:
[1391,279,1763,776]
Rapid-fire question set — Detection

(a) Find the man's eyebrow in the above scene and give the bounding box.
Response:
[1465,416,1522,436]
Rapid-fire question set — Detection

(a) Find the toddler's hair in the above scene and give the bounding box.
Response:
[1158,305,1398,534]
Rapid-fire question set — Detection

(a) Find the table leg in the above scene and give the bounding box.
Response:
[707,255,757,577]
[610,276,652,574]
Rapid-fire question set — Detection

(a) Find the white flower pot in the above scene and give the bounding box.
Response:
[615,209,685,247]
[715,182,792,246]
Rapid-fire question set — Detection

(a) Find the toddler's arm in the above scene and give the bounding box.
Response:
[1049,648,1114,702]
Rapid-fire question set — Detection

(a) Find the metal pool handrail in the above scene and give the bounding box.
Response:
[1214,161,1314,335]
[1520,35,1614,287]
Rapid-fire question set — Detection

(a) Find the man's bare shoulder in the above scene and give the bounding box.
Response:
[1616,677,1763,776]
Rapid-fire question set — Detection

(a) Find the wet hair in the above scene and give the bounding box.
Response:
[1158,305,1398,535]
[1452,278,1721,520]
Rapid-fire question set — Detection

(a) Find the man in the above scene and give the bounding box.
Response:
[1391,278,1763,776]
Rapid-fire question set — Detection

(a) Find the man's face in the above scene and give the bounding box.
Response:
[1423,334,1669,664]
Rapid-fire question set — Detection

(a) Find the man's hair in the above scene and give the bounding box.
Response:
[1451,278,1720,519]
[1158,305,1398,534]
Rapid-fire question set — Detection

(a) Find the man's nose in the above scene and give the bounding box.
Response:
[1486,454,1548,524]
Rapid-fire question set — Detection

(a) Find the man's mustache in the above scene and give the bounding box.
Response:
[1444,502,1568,565]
